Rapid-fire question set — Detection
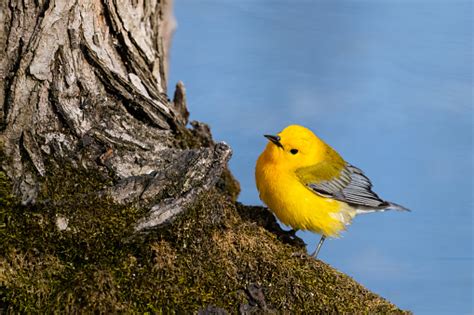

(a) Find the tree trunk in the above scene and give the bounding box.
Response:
[0,0,230,230]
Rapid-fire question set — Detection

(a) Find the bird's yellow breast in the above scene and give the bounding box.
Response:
[255,152,353,237]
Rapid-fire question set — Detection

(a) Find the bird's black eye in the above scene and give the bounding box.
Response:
[290,149,298,155]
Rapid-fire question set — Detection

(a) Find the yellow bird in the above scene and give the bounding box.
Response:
[255,125,409,258]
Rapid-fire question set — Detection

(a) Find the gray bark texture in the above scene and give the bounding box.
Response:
[0,0,231,230]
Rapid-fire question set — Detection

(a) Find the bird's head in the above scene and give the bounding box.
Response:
[262,125,328,170]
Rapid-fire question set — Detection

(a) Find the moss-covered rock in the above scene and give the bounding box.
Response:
[0,160,408,313]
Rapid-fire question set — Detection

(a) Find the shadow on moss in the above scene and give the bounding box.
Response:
[0,160,409,313]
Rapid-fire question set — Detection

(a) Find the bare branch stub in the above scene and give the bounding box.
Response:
[0,0,231,230]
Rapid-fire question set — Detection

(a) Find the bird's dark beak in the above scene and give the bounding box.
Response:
[264,134,283,149]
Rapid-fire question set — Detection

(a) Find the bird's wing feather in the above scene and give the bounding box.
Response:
[296,162,388,209]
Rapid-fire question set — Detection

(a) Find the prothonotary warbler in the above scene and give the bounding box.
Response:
[255,125,409,258]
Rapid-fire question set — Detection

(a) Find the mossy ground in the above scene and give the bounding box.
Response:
[0,161,408,313]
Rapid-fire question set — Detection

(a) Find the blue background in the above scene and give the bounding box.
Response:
[169,1,473,313]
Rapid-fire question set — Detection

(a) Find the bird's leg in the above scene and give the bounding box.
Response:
[311,235,326,258]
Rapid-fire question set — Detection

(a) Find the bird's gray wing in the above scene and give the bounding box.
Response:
[297,163,389,209]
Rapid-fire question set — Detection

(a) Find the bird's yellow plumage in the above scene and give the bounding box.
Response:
[255,125,408,257]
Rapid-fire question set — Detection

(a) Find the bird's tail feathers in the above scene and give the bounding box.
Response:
[385,201,410,212]
[355,201,410,214]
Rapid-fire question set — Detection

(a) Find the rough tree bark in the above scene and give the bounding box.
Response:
[0,0,230,230]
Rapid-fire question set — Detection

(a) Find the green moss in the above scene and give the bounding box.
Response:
[0,156,409,313]
[0,160,146,312]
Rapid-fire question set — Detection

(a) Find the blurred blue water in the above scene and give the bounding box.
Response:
[169,1,473,313]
